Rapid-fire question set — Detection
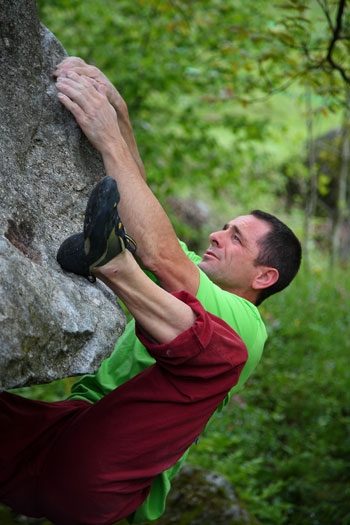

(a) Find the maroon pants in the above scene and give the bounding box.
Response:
[0,291,247,525]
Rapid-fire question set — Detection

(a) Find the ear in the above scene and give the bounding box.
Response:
[252,267,279,290]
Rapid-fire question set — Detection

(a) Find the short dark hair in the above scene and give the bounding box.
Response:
[250,210,302,306]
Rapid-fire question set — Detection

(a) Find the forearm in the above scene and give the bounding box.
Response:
[101,141,179,268]
[108,92,146,181]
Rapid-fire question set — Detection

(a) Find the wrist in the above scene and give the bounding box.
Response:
[101,137,135,172]
[109,91,128,117]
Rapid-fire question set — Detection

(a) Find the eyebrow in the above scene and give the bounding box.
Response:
[223,223,246,243]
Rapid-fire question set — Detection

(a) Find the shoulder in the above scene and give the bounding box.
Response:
[179,239,202,264]
[195,268,267,352]
[195,269,268,397]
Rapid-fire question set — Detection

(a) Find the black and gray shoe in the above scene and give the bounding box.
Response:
[57,176,136,282]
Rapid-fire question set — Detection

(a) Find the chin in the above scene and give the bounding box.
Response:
[198,262,212,279]
[198,261,208,272]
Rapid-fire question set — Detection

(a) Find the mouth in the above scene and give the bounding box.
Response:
[203,249,219,261]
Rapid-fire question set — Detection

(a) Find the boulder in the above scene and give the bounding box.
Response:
[0,0,125,390]
[136,465,258,525]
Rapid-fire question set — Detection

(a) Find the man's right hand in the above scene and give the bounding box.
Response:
[55,57,120,108]
[55,57,146,180]
[56,70,124,157]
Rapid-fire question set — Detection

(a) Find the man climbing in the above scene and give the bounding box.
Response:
[0,58,302,525]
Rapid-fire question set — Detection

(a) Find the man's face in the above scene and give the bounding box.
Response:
[198,214,272,298]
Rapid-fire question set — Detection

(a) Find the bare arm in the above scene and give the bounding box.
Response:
[55,69,200,295]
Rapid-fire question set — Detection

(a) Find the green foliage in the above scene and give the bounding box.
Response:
[189,266,350,524]
[37,0,346,210]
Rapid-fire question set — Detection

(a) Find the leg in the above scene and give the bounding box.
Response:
[58,176,197,344]
[0,392,90,518]
[37,291,247,525]
[93,249,197,344]
[0,297,246,525]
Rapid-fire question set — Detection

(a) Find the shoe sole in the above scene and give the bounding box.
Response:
[83,176,121,264]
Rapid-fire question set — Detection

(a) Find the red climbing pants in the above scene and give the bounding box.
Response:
[0,291,247,525]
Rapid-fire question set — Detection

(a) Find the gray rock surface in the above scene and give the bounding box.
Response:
[138,465,259,525]
[0,0,126,389]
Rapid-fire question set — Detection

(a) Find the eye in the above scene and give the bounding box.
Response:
[233,234,242,244]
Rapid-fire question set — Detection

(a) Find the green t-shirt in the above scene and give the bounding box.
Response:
[69,241,267,522]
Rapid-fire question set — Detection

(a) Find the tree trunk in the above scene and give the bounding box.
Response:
[330,87,350,266]
[303,88,318,269]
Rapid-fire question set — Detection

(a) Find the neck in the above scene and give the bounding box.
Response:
[220,284,258,305]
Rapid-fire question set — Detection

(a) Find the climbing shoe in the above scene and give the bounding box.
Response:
[57,176,136,281]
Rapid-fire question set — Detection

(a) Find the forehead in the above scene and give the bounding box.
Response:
[227,214,271,242]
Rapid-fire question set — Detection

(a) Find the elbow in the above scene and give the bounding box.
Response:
[135,247,162,275]
[136,238,175,274]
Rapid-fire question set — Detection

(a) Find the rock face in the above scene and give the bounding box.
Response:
[138,465,259,525]
[0,0,126,390]
[0,465,259,524]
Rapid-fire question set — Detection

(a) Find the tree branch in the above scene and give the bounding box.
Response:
[321,0,350,83]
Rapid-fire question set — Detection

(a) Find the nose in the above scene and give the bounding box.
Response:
[209,229,225,246]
